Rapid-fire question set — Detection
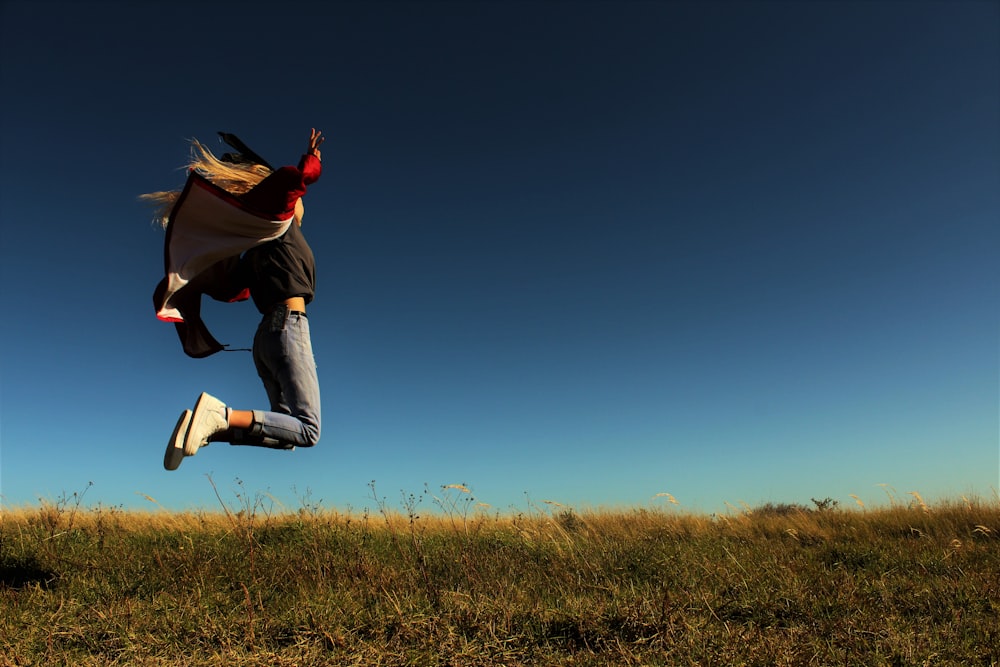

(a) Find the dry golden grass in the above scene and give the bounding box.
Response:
[2,488,999,665]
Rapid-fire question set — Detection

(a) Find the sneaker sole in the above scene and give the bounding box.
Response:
[164,410,192,471]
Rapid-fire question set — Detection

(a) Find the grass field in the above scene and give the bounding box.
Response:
[2,484,998,666]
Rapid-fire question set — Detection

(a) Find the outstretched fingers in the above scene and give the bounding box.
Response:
[309,128,325,158]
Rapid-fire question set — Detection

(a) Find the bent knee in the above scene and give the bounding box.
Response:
[300,423,320,448]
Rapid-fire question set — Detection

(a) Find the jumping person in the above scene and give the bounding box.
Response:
[144,129,326,470]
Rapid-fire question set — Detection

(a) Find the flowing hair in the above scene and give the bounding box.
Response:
[140,139,273,228]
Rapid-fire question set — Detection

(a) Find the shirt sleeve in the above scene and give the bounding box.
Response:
[240,154,322,219]
[298,153,322,186]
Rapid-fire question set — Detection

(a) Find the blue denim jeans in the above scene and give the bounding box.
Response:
[230,310,321,449]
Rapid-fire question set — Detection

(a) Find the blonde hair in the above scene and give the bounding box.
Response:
[140,139,273,228]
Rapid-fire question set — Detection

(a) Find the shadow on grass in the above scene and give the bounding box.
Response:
[0,554,57,590]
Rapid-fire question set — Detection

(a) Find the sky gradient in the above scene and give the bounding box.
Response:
[1,0,997,515]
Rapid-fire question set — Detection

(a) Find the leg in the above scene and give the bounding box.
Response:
[228,410,254,430]
[229,312,321,449]
[183,313,321,454]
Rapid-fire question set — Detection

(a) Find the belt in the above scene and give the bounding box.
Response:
[264,304,308,318]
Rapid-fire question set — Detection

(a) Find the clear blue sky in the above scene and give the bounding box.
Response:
[1,1,997,515]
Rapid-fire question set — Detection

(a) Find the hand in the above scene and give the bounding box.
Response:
[308,128,325,160]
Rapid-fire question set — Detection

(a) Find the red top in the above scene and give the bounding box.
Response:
[239,153,322,219]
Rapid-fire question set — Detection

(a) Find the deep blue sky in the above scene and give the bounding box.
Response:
[1,1,997,515]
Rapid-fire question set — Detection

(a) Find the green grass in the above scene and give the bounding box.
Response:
[2,486,998,666]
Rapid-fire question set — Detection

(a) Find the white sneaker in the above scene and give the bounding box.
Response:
[183,392,228,456]
[164,410,192,471]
